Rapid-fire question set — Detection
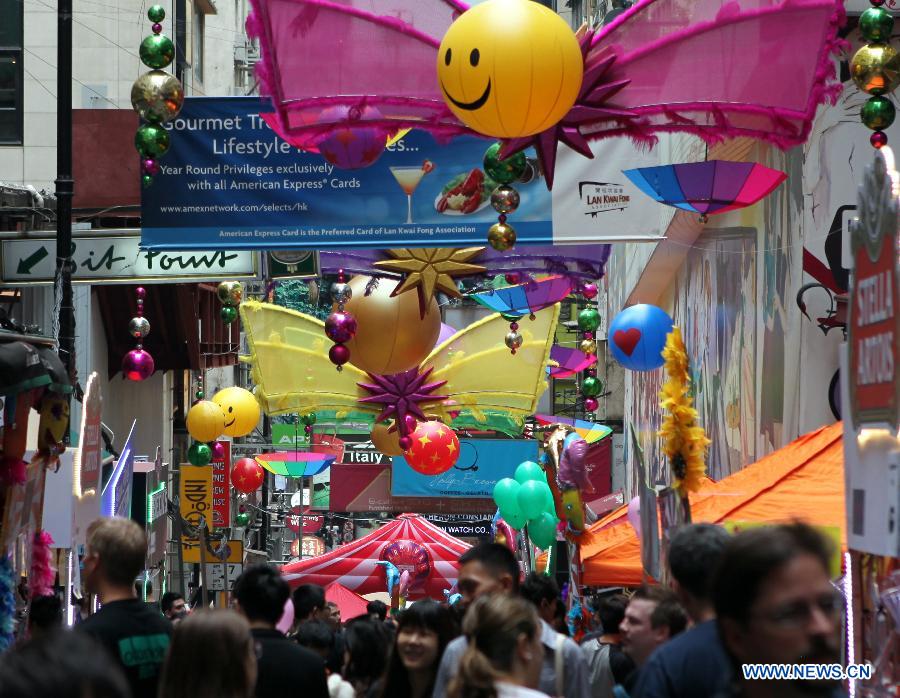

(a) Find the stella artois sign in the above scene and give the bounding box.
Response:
[848,146,900,429]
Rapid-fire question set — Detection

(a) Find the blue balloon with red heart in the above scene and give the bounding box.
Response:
[608,304,674,371]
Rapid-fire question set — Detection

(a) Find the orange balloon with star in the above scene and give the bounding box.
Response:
[231,457,265,493]
[404,421,460,475]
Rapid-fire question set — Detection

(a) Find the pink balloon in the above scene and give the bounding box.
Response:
[626,496,642,541]
[276,597,295,634]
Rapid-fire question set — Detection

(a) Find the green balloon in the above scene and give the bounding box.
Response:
[518,480,552,520]
[140,34,175,70]
[188,442,212,466]
[582,376,603,397]
[860,7,894,43]
[578,307,601,332]
[493,477,521,512]
[483,142,527,185]
[514,460,544,484]
[148,4,165,21]
[500,505,527,530]
[135,123,170,158]
[220,306,238,324]
[528,512,558,550]
[862,96,896,131]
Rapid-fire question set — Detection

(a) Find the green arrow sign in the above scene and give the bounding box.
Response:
[16,246,49,274]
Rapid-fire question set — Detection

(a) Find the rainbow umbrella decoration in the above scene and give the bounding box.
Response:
[534,415,612,444]
[549,346,597,379]
[623,160,786,221]
[470,275,574,317]
[255,451,337,477]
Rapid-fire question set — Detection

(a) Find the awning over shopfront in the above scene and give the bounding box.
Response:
[580,422,845,587]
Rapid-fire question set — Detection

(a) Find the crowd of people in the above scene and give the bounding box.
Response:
[0,516,847,698]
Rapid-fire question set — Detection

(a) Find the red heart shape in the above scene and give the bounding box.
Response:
[614,328,642,357]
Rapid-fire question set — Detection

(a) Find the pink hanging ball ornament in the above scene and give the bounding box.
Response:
[581,283,598,300]
[135,286,147,299]
[584,397,599,412]
[329,343,351,367]
[211,441,226,460]
[151,22,162,33]
[122,348,155,381]
[403,414,418,435]
[317,105,387,170]
[398,435,413,451]
[142,158,160,176]
[324,311,357,343]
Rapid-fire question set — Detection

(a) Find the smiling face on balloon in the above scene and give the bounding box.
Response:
[436,0,583,138]
[212,387,260,438]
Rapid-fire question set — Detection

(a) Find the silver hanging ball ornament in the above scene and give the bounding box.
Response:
[504,331,523,350]
[491,185,520,214]
[331,282,352,304]
[128,316,151,338]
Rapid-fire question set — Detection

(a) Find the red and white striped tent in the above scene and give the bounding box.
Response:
[281,514,470,599]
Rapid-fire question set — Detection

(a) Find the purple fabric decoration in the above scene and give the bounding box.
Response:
[357,367,448,437]
[549,346,597,379]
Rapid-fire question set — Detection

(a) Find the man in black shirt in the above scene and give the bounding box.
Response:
[76,517,172,698]
[233,564,329,698]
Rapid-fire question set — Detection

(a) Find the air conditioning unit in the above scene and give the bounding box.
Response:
[234,43,248,64]
[246,43,260,63]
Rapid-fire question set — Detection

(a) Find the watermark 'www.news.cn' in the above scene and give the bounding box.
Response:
[742,664,872,681]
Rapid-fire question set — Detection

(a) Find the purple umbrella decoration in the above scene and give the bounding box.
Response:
[623,160,787,222]
[549,345,597,379]
[470,275,574,354]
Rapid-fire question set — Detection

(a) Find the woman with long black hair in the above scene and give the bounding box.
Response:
[378,600,459,698]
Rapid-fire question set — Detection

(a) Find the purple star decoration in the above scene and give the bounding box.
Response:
[500,29,634,190]
[357,367,448,438]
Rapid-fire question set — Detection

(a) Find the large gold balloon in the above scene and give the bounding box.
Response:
[186,400,226,443]
[212,387,261,437]
[342,275,441,375]
[131,70,184,123]
[436,0,583,138]
[370,422,405,456]
[851,43,900,96]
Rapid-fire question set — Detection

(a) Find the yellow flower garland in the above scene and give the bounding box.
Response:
[658,326,710,495]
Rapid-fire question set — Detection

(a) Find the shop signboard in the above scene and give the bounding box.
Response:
[101,420,135,519]
[286,508,323,534]
[424,515,492,537]
[392,439,538,498]
[77,371,102,494]
[0,233,258,284]
[847,147,900,430]
[179,464,213,563]
[141,97,661,251]
[210,440,231,528]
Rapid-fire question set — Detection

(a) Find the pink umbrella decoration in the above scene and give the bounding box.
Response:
[245,0,845,184]
[549,345,597,379]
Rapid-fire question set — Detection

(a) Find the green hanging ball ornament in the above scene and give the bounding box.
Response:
[235,512,251,527]
[135,123,170,158]
[861,96,896,131]
[581,376,603,398]
[220,306,238,324]
[188,442,212,466]
[577,307,601,332]
[483,143,527,185]
[147,4,165,22]
[500,312,524,323]
[300,412,317,427]
[860,7,894,43]
[195,390,204,400]
[142,174,154,188]
[139,34,175,70]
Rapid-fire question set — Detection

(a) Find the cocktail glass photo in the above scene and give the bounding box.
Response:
[390,162,433,224]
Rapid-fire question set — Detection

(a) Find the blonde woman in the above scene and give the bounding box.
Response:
[448,595,547,698]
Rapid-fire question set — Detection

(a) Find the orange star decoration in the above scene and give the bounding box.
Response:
[373,248,486,316]
[403,420,460,476]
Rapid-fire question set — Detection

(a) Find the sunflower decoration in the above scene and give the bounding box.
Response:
[658,327,710,496]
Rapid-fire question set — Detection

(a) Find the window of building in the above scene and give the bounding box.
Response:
[0,0,24,145]
[193,5,204,85]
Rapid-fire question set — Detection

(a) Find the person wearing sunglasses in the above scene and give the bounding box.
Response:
[713,522,846,698]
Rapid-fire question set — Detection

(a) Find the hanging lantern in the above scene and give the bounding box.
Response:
[231,457,265,494]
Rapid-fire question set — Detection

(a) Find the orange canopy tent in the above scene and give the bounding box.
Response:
[325,581,369,622]
[580,422,845,587]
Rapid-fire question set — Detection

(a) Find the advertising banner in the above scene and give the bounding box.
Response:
[211,441,231,528]
[141,97,661,250]
[392,439,538,498]
[180,464,213,563]
[101,420,135,519]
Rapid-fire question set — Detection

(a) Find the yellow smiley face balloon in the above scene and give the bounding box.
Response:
[212,387,261,438]
[437,0,584,138]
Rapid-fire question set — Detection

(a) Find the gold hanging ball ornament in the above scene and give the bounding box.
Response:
[217,280,244,307]
[851,43,900,96]
[370,421,406,456]
[436,0,583,138]
[342,275,441,375]
[131,70,184,123]
[186,400,226,443]
[579,338,597,355]
[212,387,261,438]
[487,221,517,251]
